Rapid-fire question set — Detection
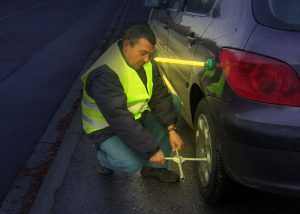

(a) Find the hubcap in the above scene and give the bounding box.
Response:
[195,114,212,187]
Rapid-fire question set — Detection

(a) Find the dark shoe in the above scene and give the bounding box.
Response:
[96,163,113,175]
[140,167,179,183]
[91,143,97,150]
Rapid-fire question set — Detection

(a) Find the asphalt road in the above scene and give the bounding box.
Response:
[0,0,126,202]
[50,115,300,214]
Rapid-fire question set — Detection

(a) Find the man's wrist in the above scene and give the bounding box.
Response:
[167,125,178,133]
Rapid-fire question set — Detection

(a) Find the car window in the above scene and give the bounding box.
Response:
[185,0,216,14]
[253,0,300,31]
[167,0,180,10]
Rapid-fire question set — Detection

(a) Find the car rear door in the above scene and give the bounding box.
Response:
[167,0,216,110]
[148,1,179,80]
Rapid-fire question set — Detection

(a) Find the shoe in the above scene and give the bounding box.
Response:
[91,143,97,150]
[96,163,113,175]
[140,167,179,183]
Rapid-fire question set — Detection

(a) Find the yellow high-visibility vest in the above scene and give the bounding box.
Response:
[81,41,153,134]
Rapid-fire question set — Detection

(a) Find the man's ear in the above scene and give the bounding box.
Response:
[123,40,130,51]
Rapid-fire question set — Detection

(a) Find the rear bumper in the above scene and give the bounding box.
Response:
[220,114,300,152]
[224,139,300,197]
[210,97,300,197]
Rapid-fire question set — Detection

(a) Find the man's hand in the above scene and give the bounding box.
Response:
[149,150,165,164]
[168,125,184,152]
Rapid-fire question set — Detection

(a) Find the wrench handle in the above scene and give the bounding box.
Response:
[175,149,185,180]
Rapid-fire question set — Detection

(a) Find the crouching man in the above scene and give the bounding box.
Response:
[81,25,184,183]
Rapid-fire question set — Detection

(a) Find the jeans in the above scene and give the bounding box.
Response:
[97,95,181,173]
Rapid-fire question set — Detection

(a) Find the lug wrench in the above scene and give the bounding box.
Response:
[165,149,206,180]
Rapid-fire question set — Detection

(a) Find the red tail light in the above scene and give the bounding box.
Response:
[220,48,300,107]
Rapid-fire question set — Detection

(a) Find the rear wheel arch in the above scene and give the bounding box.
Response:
[190,84,204,124]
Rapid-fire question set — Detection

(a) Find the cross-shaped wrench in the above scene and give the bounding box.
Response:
[165,149,206,180]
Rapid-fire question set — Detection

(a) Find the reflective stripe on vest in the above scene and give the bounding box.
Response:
[81,41,153,134]
[127,102,149,113]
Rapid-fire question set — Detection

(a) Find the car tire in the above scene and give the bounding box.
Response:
[194,99,231,205]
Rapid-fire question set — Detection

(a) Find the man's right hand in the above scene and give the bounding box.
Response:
[149,150,165,164]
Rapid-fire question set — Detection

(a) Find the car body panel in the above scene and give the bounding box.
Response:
[149,9,170,78]
[245,24,300,77]
[194,0,257,99]
[167,11,202,122]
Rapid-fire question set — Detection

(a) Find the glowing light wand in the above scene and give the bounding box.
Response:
[154,57,215,70]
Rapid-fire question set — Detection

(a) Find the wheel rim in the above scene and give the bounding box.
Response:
[195,114,212,187]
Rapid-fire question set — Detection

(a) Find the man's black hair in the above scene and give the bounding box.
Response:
[123,25,156,46]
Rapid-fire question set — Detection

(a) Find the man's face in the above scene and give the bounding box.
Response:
[123,38,154,70]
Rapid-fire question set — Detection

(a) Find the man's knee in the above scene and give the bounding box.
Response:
[114,157,143,173]
[99,136,143,173]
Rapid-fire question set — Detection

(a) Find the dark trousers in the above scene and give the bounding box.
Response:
[98,95,181,173]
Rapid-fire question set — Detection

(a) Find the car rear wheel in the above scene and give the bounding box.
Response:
[194,99,230,205]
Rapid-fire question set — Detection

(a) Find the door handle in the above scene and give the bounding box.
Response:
[163,23,169,30]
[187,34,197,48]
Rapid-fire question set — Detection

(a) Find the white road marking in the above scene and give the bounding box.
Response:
[31,1,48,9]
[0,11,21,21]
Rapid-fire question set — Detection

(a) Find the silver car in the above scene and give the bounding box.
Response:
[145,0,300,204]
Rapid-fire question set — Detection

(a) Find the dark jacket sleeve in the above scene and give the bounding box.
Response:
[85,65,160,160]
[148,61,177,128]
